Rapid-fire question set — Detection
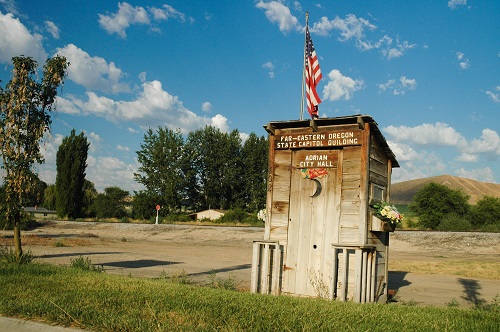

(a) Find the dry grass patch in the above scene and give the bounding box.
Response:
[390,259,500,280]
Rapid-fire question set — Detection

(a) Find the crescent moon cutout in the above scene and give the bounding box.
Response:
[310,178,322,197]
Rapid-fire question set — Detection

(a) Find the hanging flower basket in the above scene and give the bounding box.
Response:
[369,202,403,232]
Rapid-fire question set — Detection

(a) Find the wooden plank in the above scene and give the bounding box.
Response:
[261,243,270,293]
[272,244,282,295]
[370,158,387,177]
[354,249,362,303]
[250,242,260,293]
[369,172,388,188]
[340,200,360,214]
[342,160,362,174]
[359,123,370,246]
[361,250,368,303]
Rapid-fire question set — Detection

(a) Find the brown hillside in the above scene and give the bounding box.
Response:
[391,175,500,205]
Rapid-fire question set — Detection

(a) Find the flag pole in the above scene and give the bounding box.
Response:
[299,12,309,120]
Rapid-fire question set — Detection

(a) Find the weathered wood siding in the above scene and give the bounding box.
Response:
[257,116,398,301]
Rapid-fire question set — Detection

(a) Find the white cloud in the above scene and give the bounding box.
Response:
[385,123,500,183]
[380,39,416,60]
[455,153,478,162]
[386,141,419,161]
[262,61,275,78]
[378,76,417,95]
[98,2,151,38]
[98,2,187,37]
[384,122,467,147]
[117,145,130,151]
[462,128,500,158]
[322,69,364,101]
[0,0,19,15]
[256,0,300,33]
[54,44,130,94]
[454,167,496,183]
[448,0,467,9]
[391,151,447,183]
[44,20,60,39]
[485,86,500,103]
[0,12,47,63]
[329,14,376,45]
[86,155,142,192]
[456,51,470,69]
[311,14,414,59]
[201,101,212,112]
[149,4,185,22]
[57,80,229,134]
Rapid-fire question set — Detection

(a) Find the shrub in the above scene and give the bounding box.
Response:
[410,182,470,230]
[436,213,472,232]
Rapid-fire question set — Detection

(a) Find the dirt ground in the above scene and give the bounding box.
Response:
[1,220,499,307]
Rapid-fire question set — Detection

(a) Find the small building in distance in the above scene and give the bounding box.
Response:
[189,209,225,221]
[23,206,57,219]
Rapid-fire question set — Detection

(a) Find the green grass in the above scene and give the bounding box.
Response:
[0,263,498,331]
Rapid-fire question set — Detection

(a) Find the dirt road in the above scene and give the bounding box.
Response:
[1,221,499,307]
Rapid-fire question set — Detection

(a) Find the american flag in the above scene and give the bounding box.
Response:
[304,26,322,119]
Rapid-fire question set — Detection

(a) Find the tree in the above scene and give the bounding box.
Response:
[0,55,69,259]
[242,133,268,212]
[134,128,184,212]
[92,186,129,219]
[82,180,98,217]
[55,129,89,219]
[43,184,57,210]
[410,182,470,230]
[24,174,47,207]
[131,190,158,220]
[184,126,244,210]
[469,195,500,228]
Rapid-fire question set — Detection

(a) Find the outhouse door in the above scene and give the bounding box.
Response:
[282,149,341,297]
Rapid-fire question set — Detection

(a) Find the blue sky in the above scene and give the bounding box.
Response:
[0,0,499,193]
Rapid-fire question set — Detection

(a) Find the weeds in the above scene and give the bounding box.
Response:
[207,272,238,290]
[0,245,34,264]
[158,270,192,284]
[69,256,104,272]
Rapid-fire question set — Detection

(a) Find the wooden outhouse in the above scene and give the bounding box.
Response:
[251,115,399,303]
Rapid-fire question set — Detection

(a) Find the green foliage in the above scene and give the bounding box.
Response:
[0,246,34,264]
[82,180,98,218]
[0,264,499,331]
[207,272,238,290]
[162,213,191,223]
[131,190,158,220]
[43,184,57,210]
[436,213,472,232]
[134,127,185,212]
[410,182,470,230]
[91,186,129,219]
[0,55,69,259]
[55,129,89,219]
[135,126,268,214]
[242,132,268,212]
[469,196,500,228]
[70,256,104,272]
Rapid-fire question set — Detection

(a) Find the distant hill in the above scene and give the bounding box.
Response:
[391,175,500,205]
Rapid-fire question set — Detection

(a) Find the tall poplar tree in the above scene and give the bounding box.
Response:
[0,56,69,260]
[55,129,89,219]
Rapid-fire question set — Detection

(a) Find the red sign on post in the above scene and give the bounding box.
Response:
[156,205,161,211]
